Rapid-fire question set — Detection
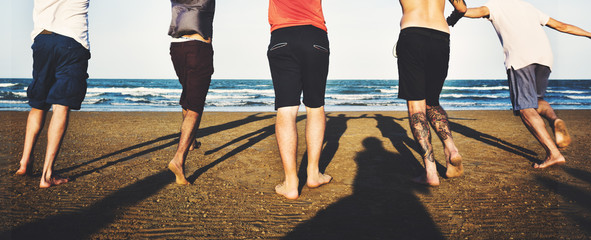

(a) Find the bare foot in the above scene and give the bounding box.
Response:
[15,164,30,176]
[275,181,299,200]
[553,119,571,148]
[446,153,464,178]
[189,140,201,151]
[534,155,566,169]
[168,161,190,185]
[306,172,332,188]
[39,176,69,188]
[412,172,440,187]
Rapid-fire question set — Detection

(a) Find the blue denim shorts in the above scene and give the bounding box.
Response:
[28,32,90,110]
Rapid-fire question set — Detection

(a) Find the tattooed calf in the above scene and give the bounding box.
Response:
[427,106,453,141]
[410,112,434,161]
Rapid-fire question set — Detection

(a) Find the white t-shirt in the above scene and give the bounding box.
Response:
[31,0,90,50]
[485,0,552,70]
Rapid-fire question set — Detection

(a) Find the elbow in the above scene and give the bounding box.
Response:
[456,5,468,13]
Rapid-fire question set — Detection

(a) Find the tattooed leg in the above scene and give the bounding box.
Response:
[427,105,463,178]
[407,100,439,186]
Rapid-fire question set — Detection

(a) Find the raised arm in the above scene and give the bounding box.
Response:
[464,6,490,19]
[546,18,591,39]
[446,0,468,26]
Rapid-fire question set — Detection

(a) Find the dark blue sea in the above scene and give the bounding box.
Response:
[1,78,590,111]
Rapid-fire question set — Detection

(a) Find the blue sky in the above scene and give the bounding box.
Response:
[1,0,590,80]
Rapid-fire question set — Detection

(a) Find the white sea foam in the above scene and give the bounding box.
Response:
[379,89,398,93]
[0,83,18,87]
[327,94,391,100]
[443,86,508,90]
[0,100,27,104]
[440,94,503,99]
[566,95,591,100]
[547,90,588,94]
[87,87,182,96]
[208,89,275,95]
[206,95,256,100]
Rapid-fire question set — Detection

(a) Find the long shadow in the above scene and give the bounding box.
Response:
[285,137,443,239]
[374,114,446,177]
[3,113,278,239]
[536,167,591,235]
[59,113,273,178]
[4,170,174,240]
[187,115,305,183]
[297,113,363,190]
[449,121,539,163]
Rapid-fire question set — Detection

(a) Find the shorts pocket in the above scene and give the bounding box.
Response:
[313,44,329,53]
[269,42,287,52]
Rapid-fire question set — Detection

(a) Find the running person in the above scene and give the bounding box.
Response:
[396,0,467,186]
[464,0,590,168]
[16,0,91,188]
[268,0,332,199]
[167,0,215,185]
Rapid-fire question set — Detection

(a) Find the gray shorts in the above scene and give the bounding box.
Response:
[507,64,551,112]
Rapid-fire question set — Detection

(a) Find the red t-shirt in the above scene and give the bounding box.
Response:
[268,0,327,32]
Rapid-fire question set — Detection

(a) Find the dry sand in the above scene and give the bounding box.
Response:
[1,110,590,239]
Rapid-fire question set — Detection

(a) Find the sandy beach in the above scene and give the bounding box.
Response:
[1,110,590,239]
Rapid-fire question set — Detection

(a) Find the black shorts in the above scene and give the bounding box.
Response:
[396,27,450,106]
[170,40,214,114]
[267,25,329,110]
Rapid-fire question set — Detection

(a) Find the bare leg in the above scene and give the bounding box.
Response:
[426,105,463,178]
[16,108,47,175]
[519,108,565,168]
[182,109,202,151]
[304,106,332,188]
[168,109,200,185]
[537,99,570,148]
[274,106,300,199]
[408,100,439,186]
[39,105,70,188]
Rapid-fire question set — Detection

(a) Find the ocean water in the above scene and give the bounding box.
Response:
[1,78,590,112]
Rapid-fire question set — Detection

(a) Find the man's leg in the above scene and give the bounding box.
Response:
[182,109,202,151]
[39,105,70,188]
[408,100,439,186]
[275,106,300,199]
[16,108,47,175]
[426,105,463,178]
[168,109,200,185]
[304,106,332,188]
[537,99,571,148]
[519,108,565,168]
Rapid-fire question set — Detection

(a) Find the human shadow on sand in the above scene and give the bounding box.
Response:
[296,113,365,190]
[536,166,591,234]
[372,114,446,178]
[284,137,444,240]
[4,170,174,240]
[449,121,539,163]
[59,113,274,179]
[187,115,305,183]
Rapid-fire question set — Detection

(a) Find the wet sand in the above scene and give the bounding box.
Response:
[1,110,590,239]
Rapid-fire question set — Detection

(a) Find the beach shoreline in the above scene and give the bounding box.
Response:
[2,110,590,239]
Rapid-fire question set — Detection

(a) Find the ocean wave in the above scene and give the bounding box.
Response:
[547,90,588,94]
[0,100,28,104]
[327,94,393,100]
[565,95,591,100]
[206,95,257,100]
[0,83,19,87]
[208,89,275,95]
[87,87,182,96]
[1,91,28,100]
[379,89,398,93]
[83,98,109,104]
[440,94,504,99]
[443,86,508,90]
